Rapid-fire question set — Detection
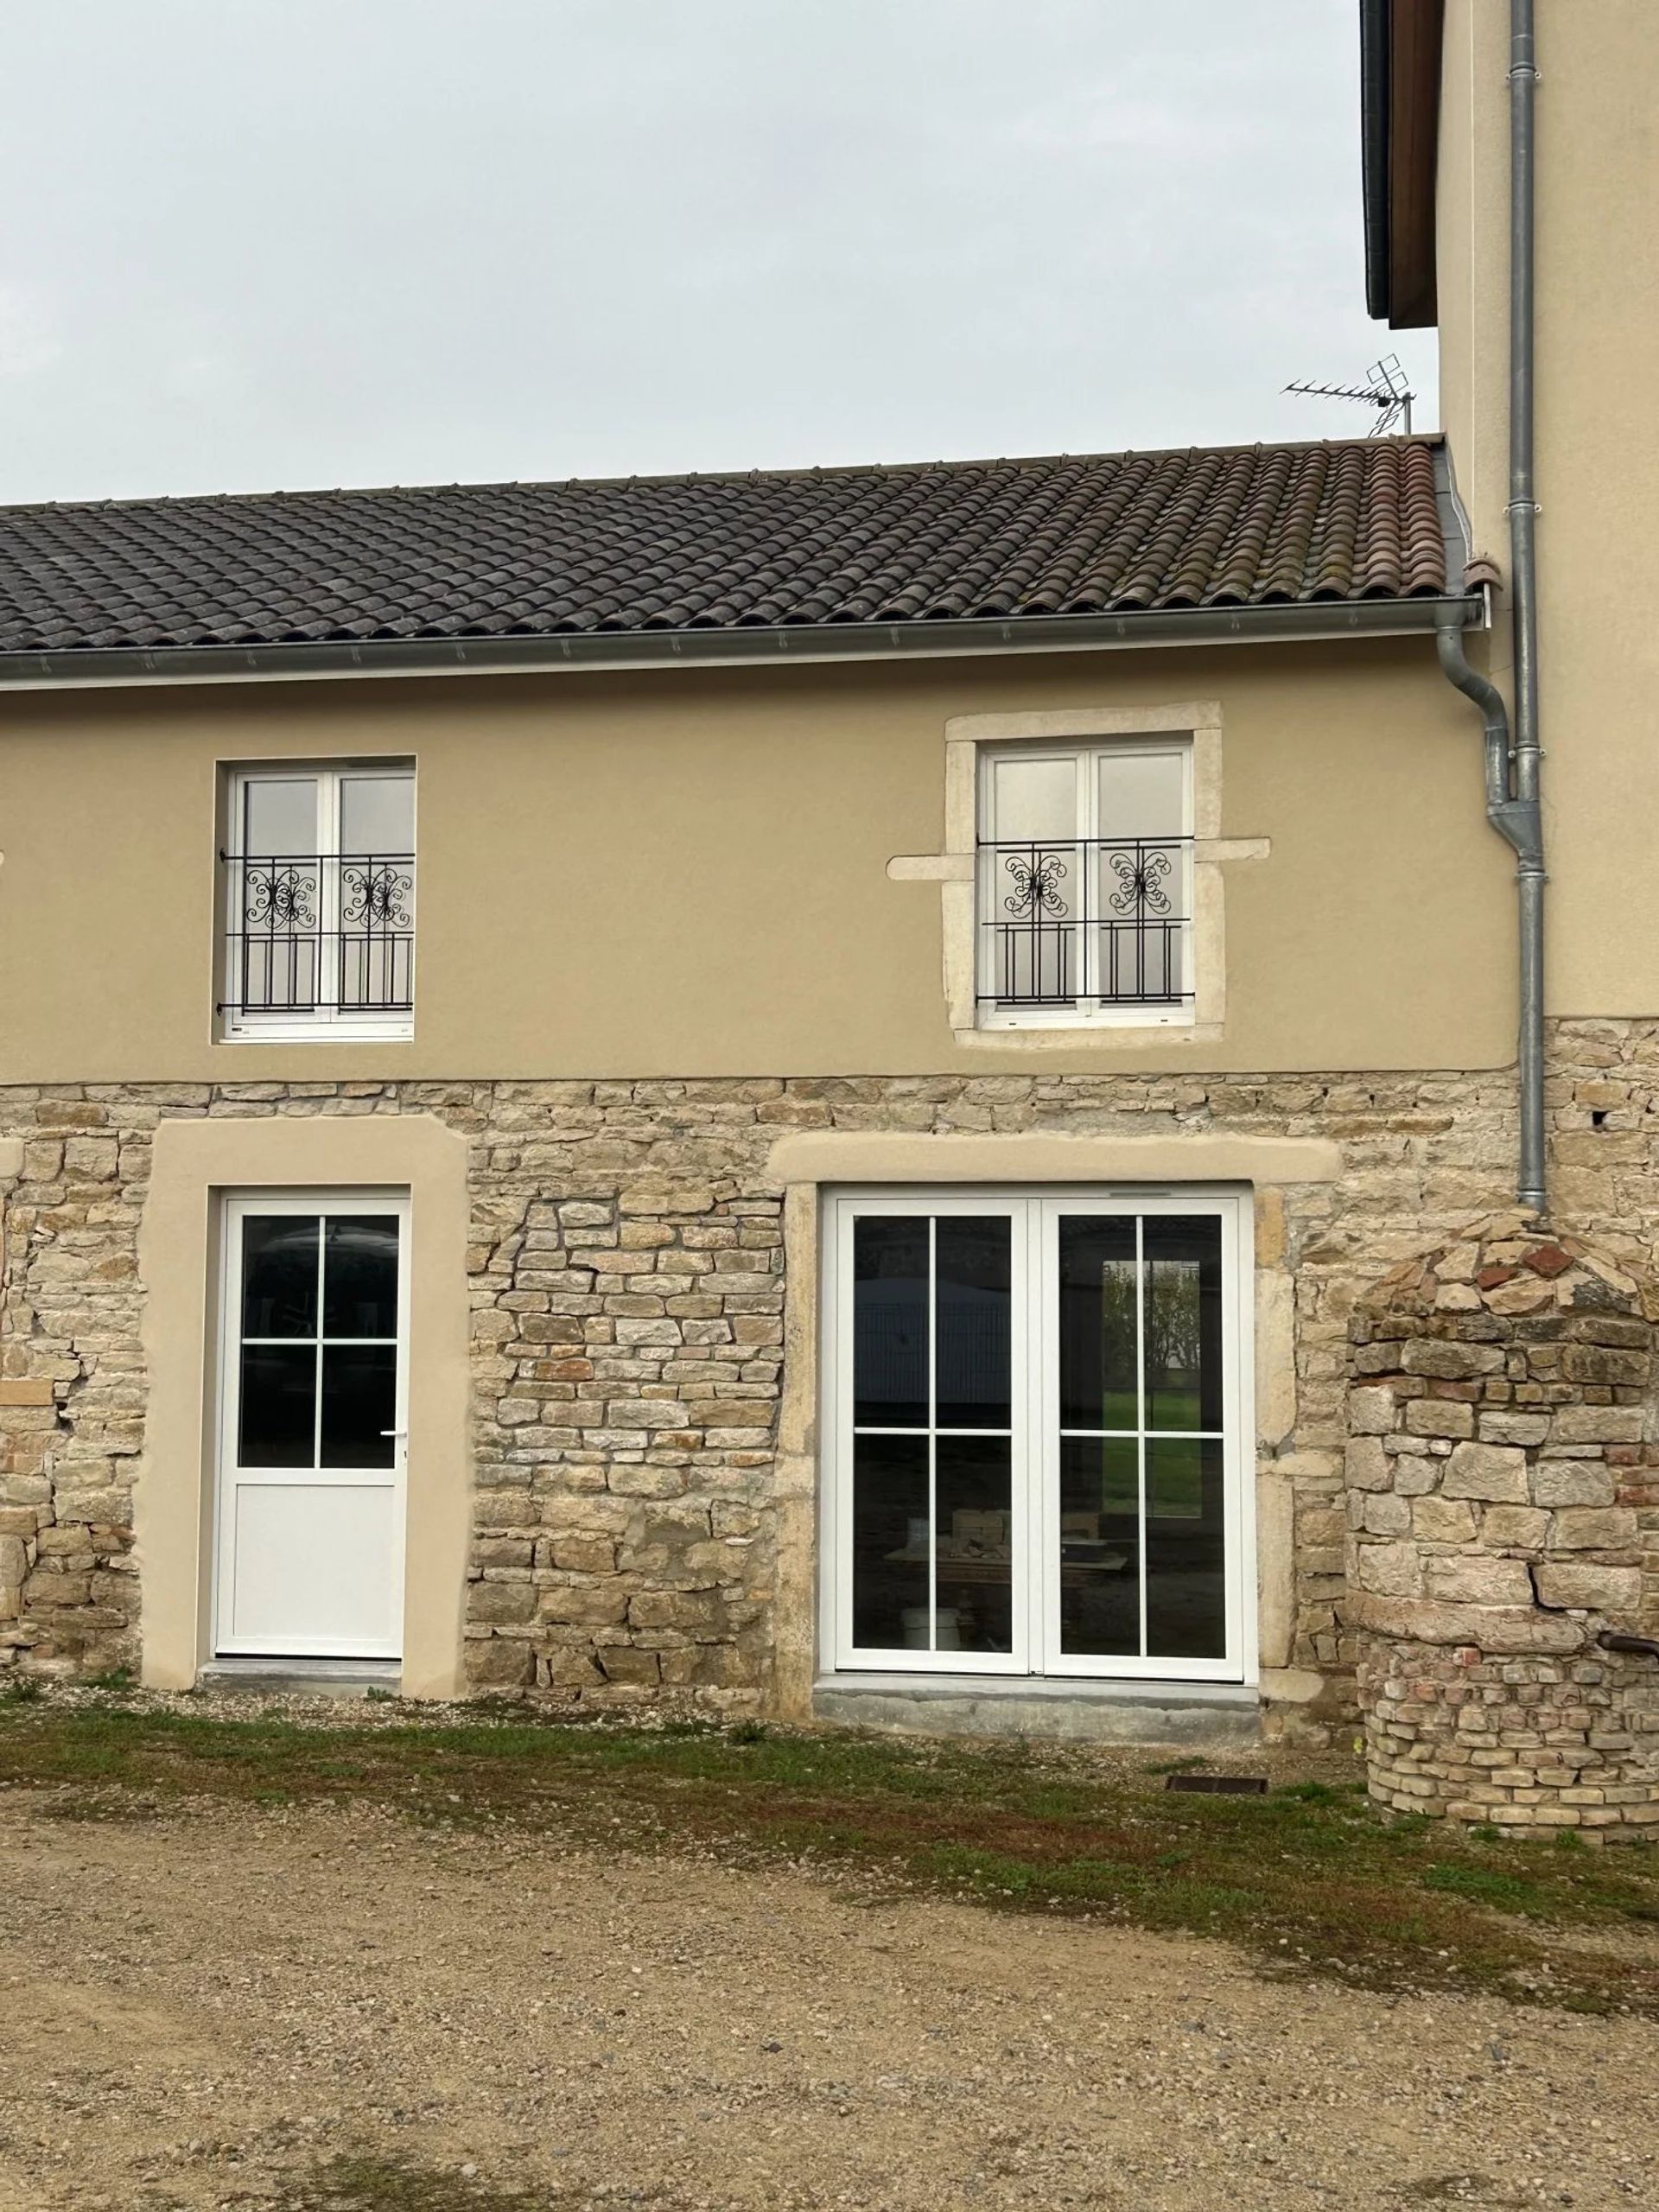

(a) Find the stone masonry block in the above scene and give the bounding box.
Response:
[1442,1442,1530,1503]
[1349,1387,1399,1435]
[1530,1462,1616,1509]
[1534,1563,1644,1614]
[1548,1507,1639,1552]
[1423,1555,1535,1606]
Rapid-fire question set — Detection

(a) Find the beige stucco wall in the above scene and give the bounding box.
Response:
[0,640,1511,1080]
[1437,0,1659,1018]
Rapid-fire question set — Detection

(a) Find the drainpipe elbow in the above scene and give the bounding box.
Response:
[1435,615,1511,814]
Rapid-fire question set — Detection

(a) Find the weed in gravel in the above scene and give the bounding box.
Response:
[0,1676,43,1706]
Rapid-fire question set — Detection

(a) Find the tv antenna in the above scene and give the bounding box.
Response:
[1284,353,1415,435]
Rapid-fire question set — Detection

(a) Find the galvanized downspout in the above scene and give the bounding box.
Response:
[1437,0,1546,1213]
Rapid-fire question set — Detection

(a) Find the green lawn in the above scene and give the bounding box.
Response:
[3,1690,1656,2018]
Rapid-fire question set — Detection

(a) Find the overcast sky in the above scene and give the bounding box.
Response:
[1,0,1437,506]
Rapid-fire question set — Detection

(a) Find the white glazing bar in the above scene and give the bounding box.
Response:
[310,1217,325,1471]
[1135,1213,1147,1660]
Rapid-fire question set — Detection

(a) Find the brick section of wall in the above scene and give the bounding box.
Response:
[0,1024,1655,1710]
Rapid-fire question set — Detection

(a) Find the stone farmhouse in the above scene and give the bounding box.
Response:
[0,0,1656,1835]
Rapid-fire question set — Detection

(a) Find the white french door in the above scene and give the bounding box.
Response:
[823,1189,1253,1685]
[214,1192,409,1660]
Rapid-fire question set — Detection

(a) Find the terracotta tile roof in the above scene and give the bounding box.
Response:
[0,436,1455,657]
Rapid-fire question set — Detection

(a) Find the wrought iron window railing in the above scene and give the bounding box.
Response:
[219,850,416,1019]
[976,836,1193,1012]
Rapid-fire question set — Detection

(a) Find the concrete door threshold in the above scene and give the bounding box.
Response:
[197,1657,402,1700]
[814,1672,1260,1745]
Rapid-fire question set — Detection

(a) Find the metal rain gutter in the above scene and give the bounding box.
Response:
[1434,0,1546,1215]
[0,594,1482,692]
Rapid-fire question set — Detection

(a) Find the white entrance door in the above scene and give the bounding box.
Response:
[215,1192,409,1659]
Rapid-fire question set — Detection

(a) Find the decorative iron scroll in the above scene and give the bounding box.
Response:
[976,836,1192,1010]
[220,851,415,1016]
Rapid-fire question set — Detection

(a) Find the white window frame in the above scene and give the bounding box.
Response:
[220,760,416,1044]
[213,1188,410,1661]
[976,737,1194,1032]
[820,1185,1255,1688]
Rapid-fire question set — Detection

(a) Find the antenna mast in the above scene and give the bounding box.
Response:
[1284,353,1416,435]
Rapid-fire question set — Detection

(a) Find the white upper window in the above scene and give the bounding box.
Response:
[976,739,1192,1027]
[220,763,416,1042]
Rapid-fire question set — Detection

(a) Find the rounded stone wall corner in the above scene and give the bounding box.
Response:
[1342,1212,1659,1839]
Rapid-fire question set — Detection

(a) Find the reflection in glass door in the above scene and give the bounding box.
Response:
[1051,1212,1230,1669]
[839,1201,1027,1671]
[215,1193,409,1659]
[827,1192,1248,1684]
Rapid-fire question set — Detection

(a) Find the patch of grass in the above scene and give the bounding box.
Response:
[0,1696,1655,2018]
[85,1663,136,1691]
[287,2156,566,2211]
[0,1676,42,1706]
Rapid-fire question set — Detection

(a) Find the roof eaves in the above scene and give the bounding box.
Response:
[0,594,1487,692]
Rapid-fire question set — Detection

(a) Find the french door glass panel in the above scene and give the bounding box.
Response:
[217,1196,408,1660]
[845,1204,1026,1669]
[832,1192,1245,1682]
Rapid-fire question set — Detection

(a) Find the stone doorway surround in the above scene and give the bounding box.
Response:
[1345,1216,1659,1836]
[134,1113,472,1700]
[766,1126,1343,1733]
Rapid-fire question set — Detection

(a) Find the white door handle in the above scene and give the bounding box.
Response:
[380,1428,408,1438]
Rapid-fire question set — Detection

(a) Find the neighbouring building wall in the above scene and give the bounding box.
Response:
[1436,0,1659,1018]
[3,1034,1657,1726]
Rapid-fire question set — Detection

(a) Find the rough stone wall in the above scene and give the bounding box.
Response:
[0,1023,1656,1713]
[1347,1220,1659,1833]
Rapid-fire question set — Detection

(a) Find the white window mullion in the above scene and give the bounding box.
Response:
[1077,748,1096,1008]
[926,1215,938,1656]
[317,771,341,1023]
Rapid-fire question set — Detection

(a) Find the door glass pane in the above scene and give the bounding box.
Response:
[243,777,319,857]
[1058,1436,1140,1656]
[851,1433,928,1649]
[1146,1436,1226,1659]
[1058,1217,1138,1429]
[241,1216,319,1338]
[934,1217,1010,1428]
[238,1344,317,1467]
[340,773,414,855]
[1143,1217,1223,1431]
[854,1217,928,1427]
[323,1217,399,1338]
[935,1436,1012,1655]
[320,1344,397,1469]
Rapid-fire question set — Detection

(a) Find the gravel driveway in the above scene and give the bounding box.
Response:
[1,1789,1655,2211]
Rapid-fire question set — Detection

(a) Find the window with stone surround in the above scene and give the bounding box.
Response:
[219,763,416,1042]
[888,702,1268,1048]
[977,738,1192,1027]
